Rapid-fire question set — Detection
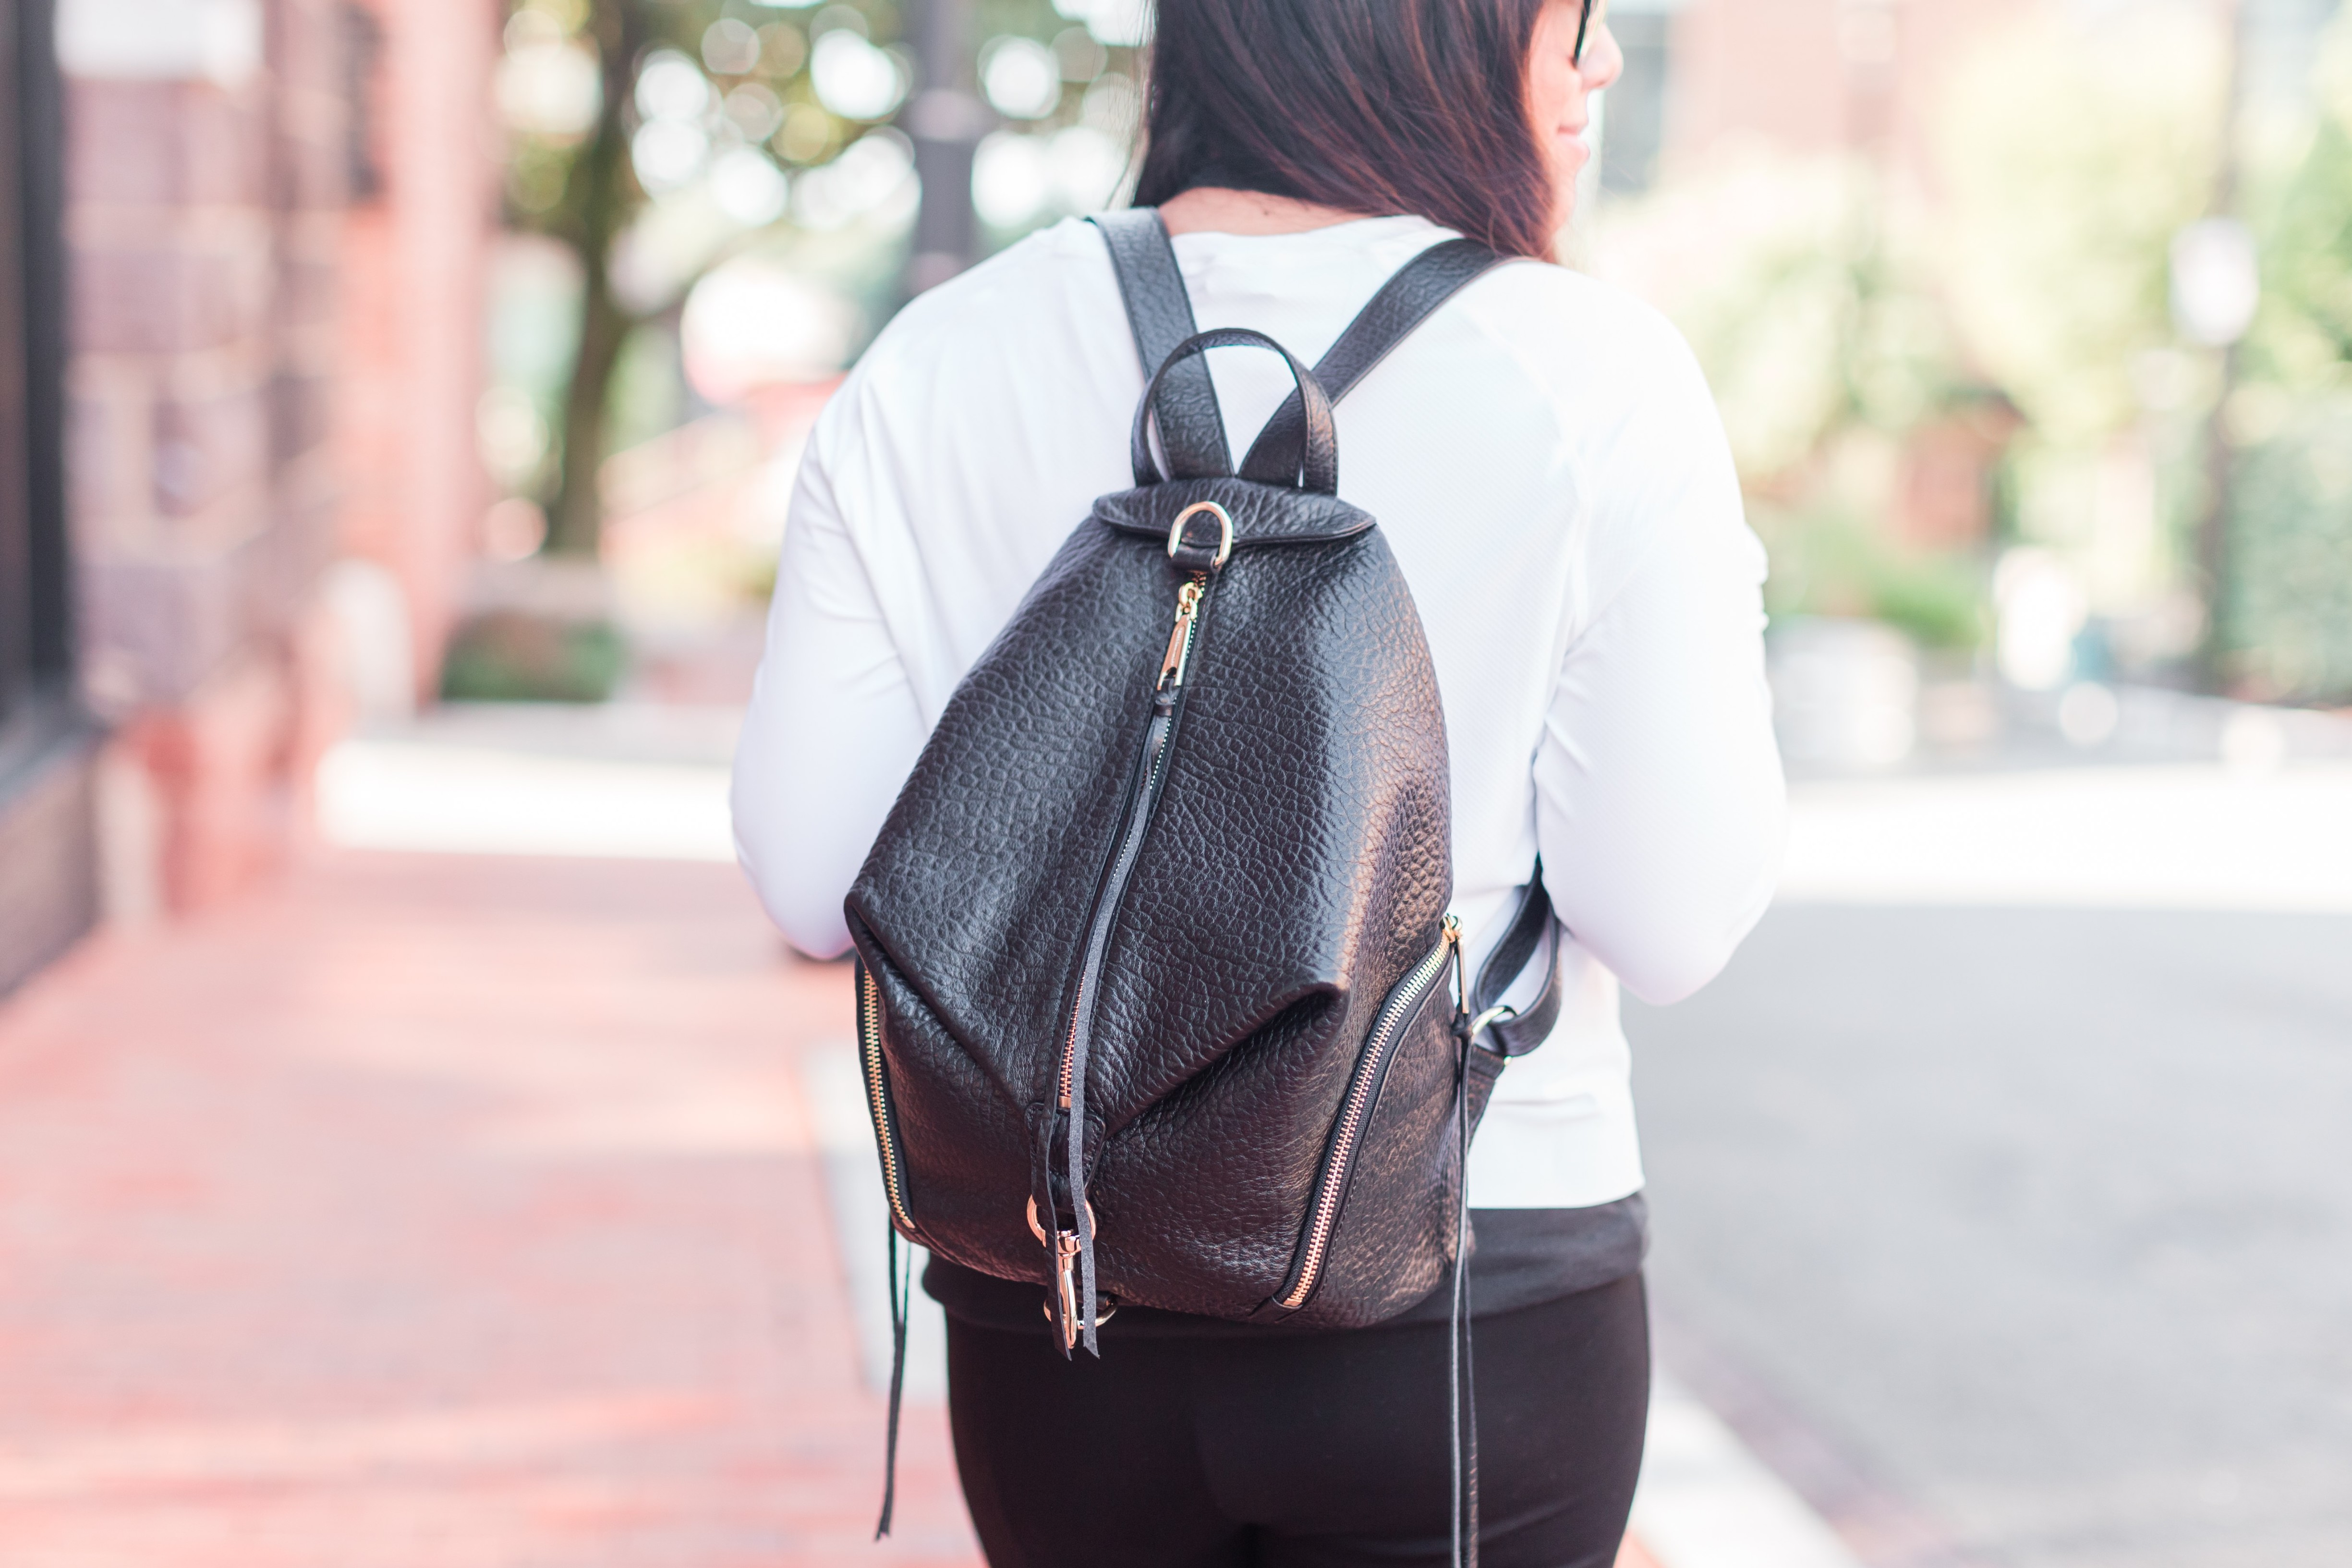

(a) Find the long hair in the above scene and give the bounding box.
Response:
[1132,0,1558,260]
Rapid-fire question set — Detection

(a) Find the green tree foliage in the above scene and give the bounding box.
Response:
[2255,24,2352,387]
[503,0,914,556]
[1594,153,1964,481]
[2227,402,2352,698]
[1591,150,1989,649]
[1936,8,2224,448]
[1614,6,2352,689]
[2225,18,2352,699]
[503,0,1114,558]
[508,0,884,555]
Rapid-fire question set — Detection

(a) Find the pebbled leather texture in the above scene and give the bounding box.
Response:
[1090,211,1230,485]
[848,215,1517,1333]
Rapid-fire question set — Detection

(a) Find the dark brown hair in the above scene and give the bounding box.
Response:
[1132,0,1558,260]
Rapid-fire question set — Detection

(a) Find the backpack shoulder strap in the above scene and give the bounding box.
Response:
[1466,862,1564,1058]
[1089,209,1231,481]
[1239,238,1510,484]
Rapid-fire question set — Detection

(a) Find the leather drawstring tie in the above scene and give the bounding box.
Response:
[1031,1116,1072,1353]
[1450,1036,1484,1567]
[875,1223,913,1538]
[1448,936,1479,1568]
[1066,1024,1103,1358]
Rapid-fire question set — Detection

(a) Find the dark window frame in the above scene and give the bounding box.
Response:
[0,0,69,729]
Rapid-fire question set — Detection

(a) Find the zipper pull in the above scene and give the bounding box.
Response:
[1028,1197,1096,1352]
[1051,1226,1081,1350]
[1442,914,1468,1029]
[1159,578,1206,690]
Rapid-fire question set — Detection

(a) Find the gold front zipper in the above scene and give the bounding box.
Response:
[1058,573,1211,1113]
[1059,1010,1077,1110]
[1278,917,1461,1310]
[859,962,918,1237]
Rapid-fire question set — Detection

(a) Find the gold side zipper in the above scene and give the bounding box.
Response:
[859,964,917,1237]
[1279,917,1462,1310]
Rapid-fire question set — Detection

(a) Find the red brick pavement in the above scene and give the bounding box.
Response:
[0,852,978,1568]
[0,850,1657,1568]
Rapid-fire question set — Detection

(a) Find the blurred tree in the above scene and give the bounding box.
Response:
[500,0,1126,558]
[1934,3,2352,700]
[2246,17,2352,397]
[1937,8,2225,449]
[501,0,921,556]
[547,0,649,558]
[1590,150,1989,650]
[1927,9,2229,683]
[2221,13,2352,699]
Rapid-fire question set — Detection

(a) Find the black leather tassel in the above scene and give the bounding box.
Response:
[1450,995,1481,1568]
[1035,1118,1075,1359]
[1076,1183,1101,1360]
[1065,1021,1102,1358]
[875,1224,912,1539]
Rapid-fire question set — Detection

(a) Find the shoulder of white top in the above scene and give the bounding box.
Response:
[845,220,1116,374]
[1457,262,1690,364]
[1438,262,1719,436]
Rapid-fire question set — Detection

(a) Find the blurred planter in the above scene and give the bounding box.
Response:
[1770,617,1921,770]
[2224,397,2352,704]
[1760,501,1990,654]
[438,559,628,705]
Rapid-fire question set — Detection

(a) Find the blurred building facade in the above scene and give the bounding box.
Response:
[339,0,497,697]
[0,0,494,996]
[1604,0,2039,197]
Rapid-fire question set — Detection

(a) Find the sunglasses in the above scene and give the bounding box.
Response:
[1573,0,1597,65]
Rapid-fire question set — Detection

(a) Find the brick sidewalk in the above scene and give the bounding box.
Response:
[0,849,1658,1568]
[0,852,976,1567]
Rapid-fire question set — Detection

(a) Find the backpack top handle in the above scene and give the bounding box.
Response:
[1129,327,1341,495]
[1093,211,1511,495]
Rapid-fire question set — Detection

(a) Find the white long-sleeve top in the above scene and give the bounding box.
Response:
[733,214,1785,1209]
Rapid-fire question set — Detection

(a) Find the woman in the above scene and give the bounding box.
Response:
[733,0,1785,1561]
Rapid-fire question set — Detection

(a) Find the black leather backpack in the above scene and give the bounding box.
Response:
[847,212,1563,1556]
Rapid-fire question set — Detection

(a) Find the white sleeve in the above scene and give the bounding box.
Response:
[729,429,929,959]
[1534,343,1787,1006]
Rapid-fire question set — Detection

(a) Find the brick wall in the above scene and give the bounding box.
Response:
[338,0,497,694]
[58,0,494,914]
[63,0,350,910]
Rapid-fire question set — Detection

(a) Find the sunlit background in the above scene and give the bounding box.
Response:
[1,2,2349,1567]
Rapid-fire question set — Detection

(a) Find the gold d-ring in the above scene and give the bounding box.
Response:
[1166,501,1235,569]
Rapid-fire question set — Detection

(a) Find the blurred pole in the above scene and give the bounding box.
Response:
[1836,0,1897,442]
[899,0,988,300]
[2191,0,2251,694]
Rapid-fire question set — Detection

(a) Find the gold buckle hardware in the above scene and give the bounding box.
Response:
[1166,501,1235,570]
[1026,1197,1115,1349]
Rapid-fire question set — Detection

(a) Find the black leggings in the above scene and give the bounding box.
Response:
[945,1274,1649,1568]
